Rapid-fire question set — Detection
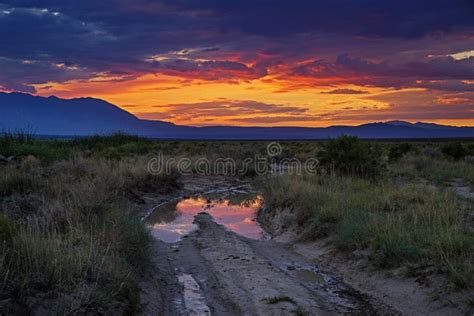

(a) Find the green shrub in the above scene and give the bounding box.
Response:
[318,136,385,178]
[388,143,414,162]
[466,143,474,155]
[441,142,467,161]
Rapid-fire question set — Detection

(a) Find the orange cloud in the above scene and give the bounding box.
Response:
[30,54,474,127]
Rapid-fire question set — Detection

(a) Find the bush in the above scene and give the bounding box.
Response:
[388,143,414,162]
[441,142,467,161]
[318,136,385,178]
[466,143,474,155]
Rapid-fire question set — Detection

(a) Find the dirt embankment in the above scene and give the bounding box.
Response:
[258,204,474,316]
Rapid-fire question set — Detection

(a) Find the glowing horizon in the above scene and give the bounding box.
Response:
[1,1,473,127]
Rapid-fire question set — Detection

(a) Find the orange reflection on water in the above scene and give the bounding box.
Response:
[146,194,264,243]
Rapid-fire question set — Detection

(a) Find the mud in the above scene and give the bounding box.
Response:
[141,211,376,315]
[139,176,472,315]
[139,177,377,315]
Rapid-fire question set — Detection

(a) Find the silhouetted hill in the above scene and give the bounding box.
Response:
[0,92,177,136]
[1,92,474,139]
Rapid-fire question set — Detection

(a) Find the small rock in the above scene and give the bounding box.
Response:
[287,265,296,271]
[0,155,7,163]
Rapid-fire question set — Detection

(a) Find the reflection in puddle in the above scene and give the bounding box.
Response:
[146,193,264,243]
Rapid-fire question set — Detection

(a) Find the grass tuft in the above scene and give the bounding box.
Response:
[259,174,474,289]
[0,152,181,313]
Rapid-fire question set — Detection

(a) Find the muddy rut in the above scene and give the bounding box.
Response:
[139,186,376,315]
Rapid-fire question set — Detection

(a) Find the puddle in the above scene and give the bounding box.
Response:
[146,192,264,242]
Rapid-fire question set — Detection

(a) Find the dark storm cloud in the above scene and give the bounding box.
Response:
[0,56,93,92]
[152,59,268,80]
[415,80,474,92]
[291,54,474,91]
[158,0,474,38]
[0,0,473,91]
[293,54,474,80]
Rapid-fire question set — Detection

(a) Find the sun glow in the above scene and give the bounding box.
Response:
[33,72,398,127]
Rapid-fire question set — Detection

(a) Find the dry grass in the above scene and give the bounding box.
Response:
[259,174,474,289]
[0,155,180,314]
[390,153,474,186]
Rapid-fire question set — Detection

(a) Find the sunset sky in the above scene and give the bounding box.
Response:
[1,0,473,127]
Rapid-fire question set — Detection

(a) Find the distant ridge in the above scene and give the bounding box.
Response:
[1,92,474,139]
[385,120,460,130]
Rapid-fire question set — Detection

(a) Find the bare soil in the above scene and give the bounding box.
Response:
[140,212,378,315]
[258,202,474,316]
[293,240,473,316]
[137,176,473,315]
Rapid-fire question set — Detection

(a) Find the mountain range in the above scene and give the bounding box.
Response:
[1,92,473,139]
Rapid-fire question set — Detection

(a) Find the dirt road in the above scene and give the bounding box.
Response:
[140,203,377,315]
[136,176,473,315]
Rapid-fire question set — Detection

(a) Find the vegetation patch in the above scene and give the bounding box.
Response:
[0,134,182,314]
[259,174,474,289]
[318,136,385,178]
[2,133,474,312]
